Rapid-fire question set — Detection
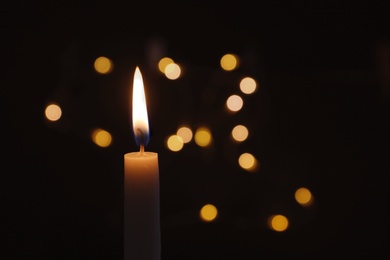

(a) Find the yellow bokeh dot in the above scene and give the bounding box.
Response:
[238,153,258,172]
[220,53,239,71]
[268,214,289,232]
[158,57,174,73]
[200,204,218,222]
[295,187,313,206]
[194,127,212,147]
[177,126,193,143]
[94,56,113,74]
[226,94,243,112]
[165,63,181,80]
[240,77,257,94]
[232,125,249,142]
[166,135,184,152]
[92,128,112,148]
[45,103,62,121]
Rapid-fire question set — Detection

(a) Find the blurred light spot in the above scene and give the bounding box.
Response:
[238,153,258,172]
[165,63,181,80]
[200,204,218,222]
[232,125,249,142]
[177,126,193,143]
[220,53,239,71]
[268,214,289,232]
[45,103,62,122]
[240,77,257,94]
[94,56,113,74]
[194,127,212,147]
[92,128,112,148]
[158,57,174,73]
[226,94,243,112]
[295,187,314,207]
[166,135,184,152]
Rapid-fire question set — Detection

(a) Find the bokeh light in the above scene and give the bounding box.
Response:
[177,126,193,143]
[166,135,184,152]
[226,94,243,112]
[194,127,212,147]
[294,187,314,207]
[268,214,289,232]
[239,77,257,94]
[238,153,258,172]
[45,103,62,122]
[200,204,218,222]
[94,56,113,74]
[91,128,112,148]
[220,53,239,71]
[158,57,174,73]
[231,125,249,142]
[165,63,181,80]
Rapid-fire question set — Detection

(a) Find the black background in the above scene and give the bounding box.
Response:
[1,1,390,259]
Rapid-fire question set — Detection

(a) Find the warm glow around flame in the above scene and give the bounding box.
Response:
[132,66,149,147]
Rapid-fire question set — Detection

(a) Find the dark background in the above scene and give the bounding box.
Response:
[1,1,390,259]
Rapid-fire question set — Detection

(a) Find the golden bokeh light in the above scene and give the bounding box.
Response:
[238,153,258,172]
[165,63,181,80]
[239,77,257,94]
[166,135,184,152]
[94,56,113,74]
[177,126,193,143]
[295,187,314,207]
[226,94,243,112]
[91,128,112,148]
[45,103,62,122]
[268,214,289,232]
[220,53,239,71]
[200,204,218,222]
[231,125,249,142]
[194,127,212,147]
[158,57,174,73]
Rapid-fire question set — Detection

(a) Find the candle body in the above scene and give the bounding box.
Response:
[124,152,160,260]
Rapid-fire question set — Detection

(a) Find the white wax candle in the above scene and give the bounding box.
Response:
[124,151,160,260]
[124,67,160,260]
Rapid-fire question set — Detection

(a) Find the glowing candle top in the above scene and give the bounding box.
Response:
[132,66,149,148]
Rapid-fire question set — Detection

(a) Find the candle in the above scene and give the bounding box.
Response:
[124,66,160,260]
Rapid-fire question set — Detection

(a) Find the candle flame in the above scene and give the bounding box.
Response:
[132,66,149,148]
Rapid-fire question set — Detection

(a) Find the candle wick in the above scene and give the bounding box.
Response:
[136,128,146,154]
